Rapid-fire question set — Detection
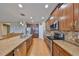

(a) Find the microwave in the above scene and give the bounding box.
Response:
[54,32,64,40]
[50,21,59,30]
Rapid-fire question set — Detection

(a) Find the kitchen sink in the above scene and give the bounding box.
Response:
[47,36,54,40]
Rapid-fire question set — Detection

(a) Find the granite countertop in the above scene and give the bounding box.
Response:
[0,34,32,56]
[0,33,22,40]
[53,40,79,56]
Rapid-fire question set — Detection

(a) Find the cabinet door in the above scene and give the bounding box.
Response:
[52,42,71,56]
[59,6,64,30]
[74,3,79,31]
[26,37,32,54]
[59,47,71,56]
[59,4,74,31]
[51,8,59,24]
[53,43,60,56]
[14,41,27,56]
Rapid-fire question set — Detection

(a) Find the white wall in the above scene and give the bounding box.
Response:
[39,22,45,39]
[0,23,3,36]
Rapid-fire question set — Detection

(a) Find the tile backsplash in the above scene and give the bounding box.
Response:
[46,30,79,45]
[63,31,79,45]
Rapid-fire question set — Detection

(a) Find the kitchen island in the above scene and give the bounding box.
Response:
[0,33,32,56]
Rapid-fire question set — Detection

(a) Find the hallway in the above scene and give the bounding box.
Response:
[27,38,50,56]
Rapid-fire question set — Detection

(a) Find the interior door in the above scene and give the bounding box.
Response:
[32,24,39,38]
[3,24,10,35]
[3,25,8,35]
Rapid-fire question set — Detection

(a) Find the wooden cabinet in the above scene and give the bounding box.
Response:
[46,7,59,32]
[52,42,71,56]
[14,37,32,56]
[59,48,71,56]
[46,3,79,32]
[73,4,79,31]
[51,8,59,26]
[59,3,74,31]
[53,43,60,56]
[52,8,59,21]
[44,36,52,55]
[26,37,33,53]
[14,41,27,56]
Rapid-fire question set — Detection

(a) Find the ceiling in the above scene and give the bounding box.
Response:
[0,3,58,24]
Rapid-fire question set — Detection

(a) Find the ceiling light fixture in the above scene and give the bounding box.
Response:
[20,22,22,24]
[18,4,23,8]
[42,17,45,19]
[20,22,24,26]
[45,4,48,8]
[30,17,32,19]
[50,16,54,20]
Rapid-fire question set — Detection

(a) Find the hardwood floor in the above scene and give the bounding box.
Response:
[27,38,50,56]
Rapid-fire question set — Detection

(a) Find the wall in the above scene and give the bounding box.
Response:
[10,22,27,35]
[0,23,3,36]
[39,22,45,39]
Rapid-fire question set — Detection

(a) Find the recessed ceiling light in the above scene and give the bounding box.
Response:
[20,22,22,24]
[18,4,23,8]
[45,4,48,8]
[20,22,24,26]
[42,17,45,19]
[50,16,54,20]
[30,17,32,19]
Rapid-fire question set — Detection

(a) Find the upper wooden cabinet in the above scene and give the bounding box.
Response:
[59,3,74,31]
[46,3,79,32]
[51,8,59,24]
[73,4,79,31]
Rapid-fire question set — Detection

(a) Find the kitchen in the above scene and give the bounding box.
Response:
[0,3,79,56]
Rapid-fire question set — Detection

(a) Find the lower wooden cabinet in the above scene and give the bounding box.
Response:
[14,37,33,56]
[52,42,71,56]
[14,41,27,56]
[53,43,60,56]
[44,37,52,55]
[26,37,33,54]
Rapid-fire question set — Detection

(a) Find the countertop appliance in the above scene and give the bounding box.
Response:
[54,32,64,40]
[50,21,59,30]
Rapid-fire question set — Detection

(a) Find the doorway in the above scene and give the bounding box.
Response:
[3,24,10,35]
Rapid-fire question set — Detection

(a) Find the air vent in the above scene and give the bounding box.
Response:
[20,13,25,16]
